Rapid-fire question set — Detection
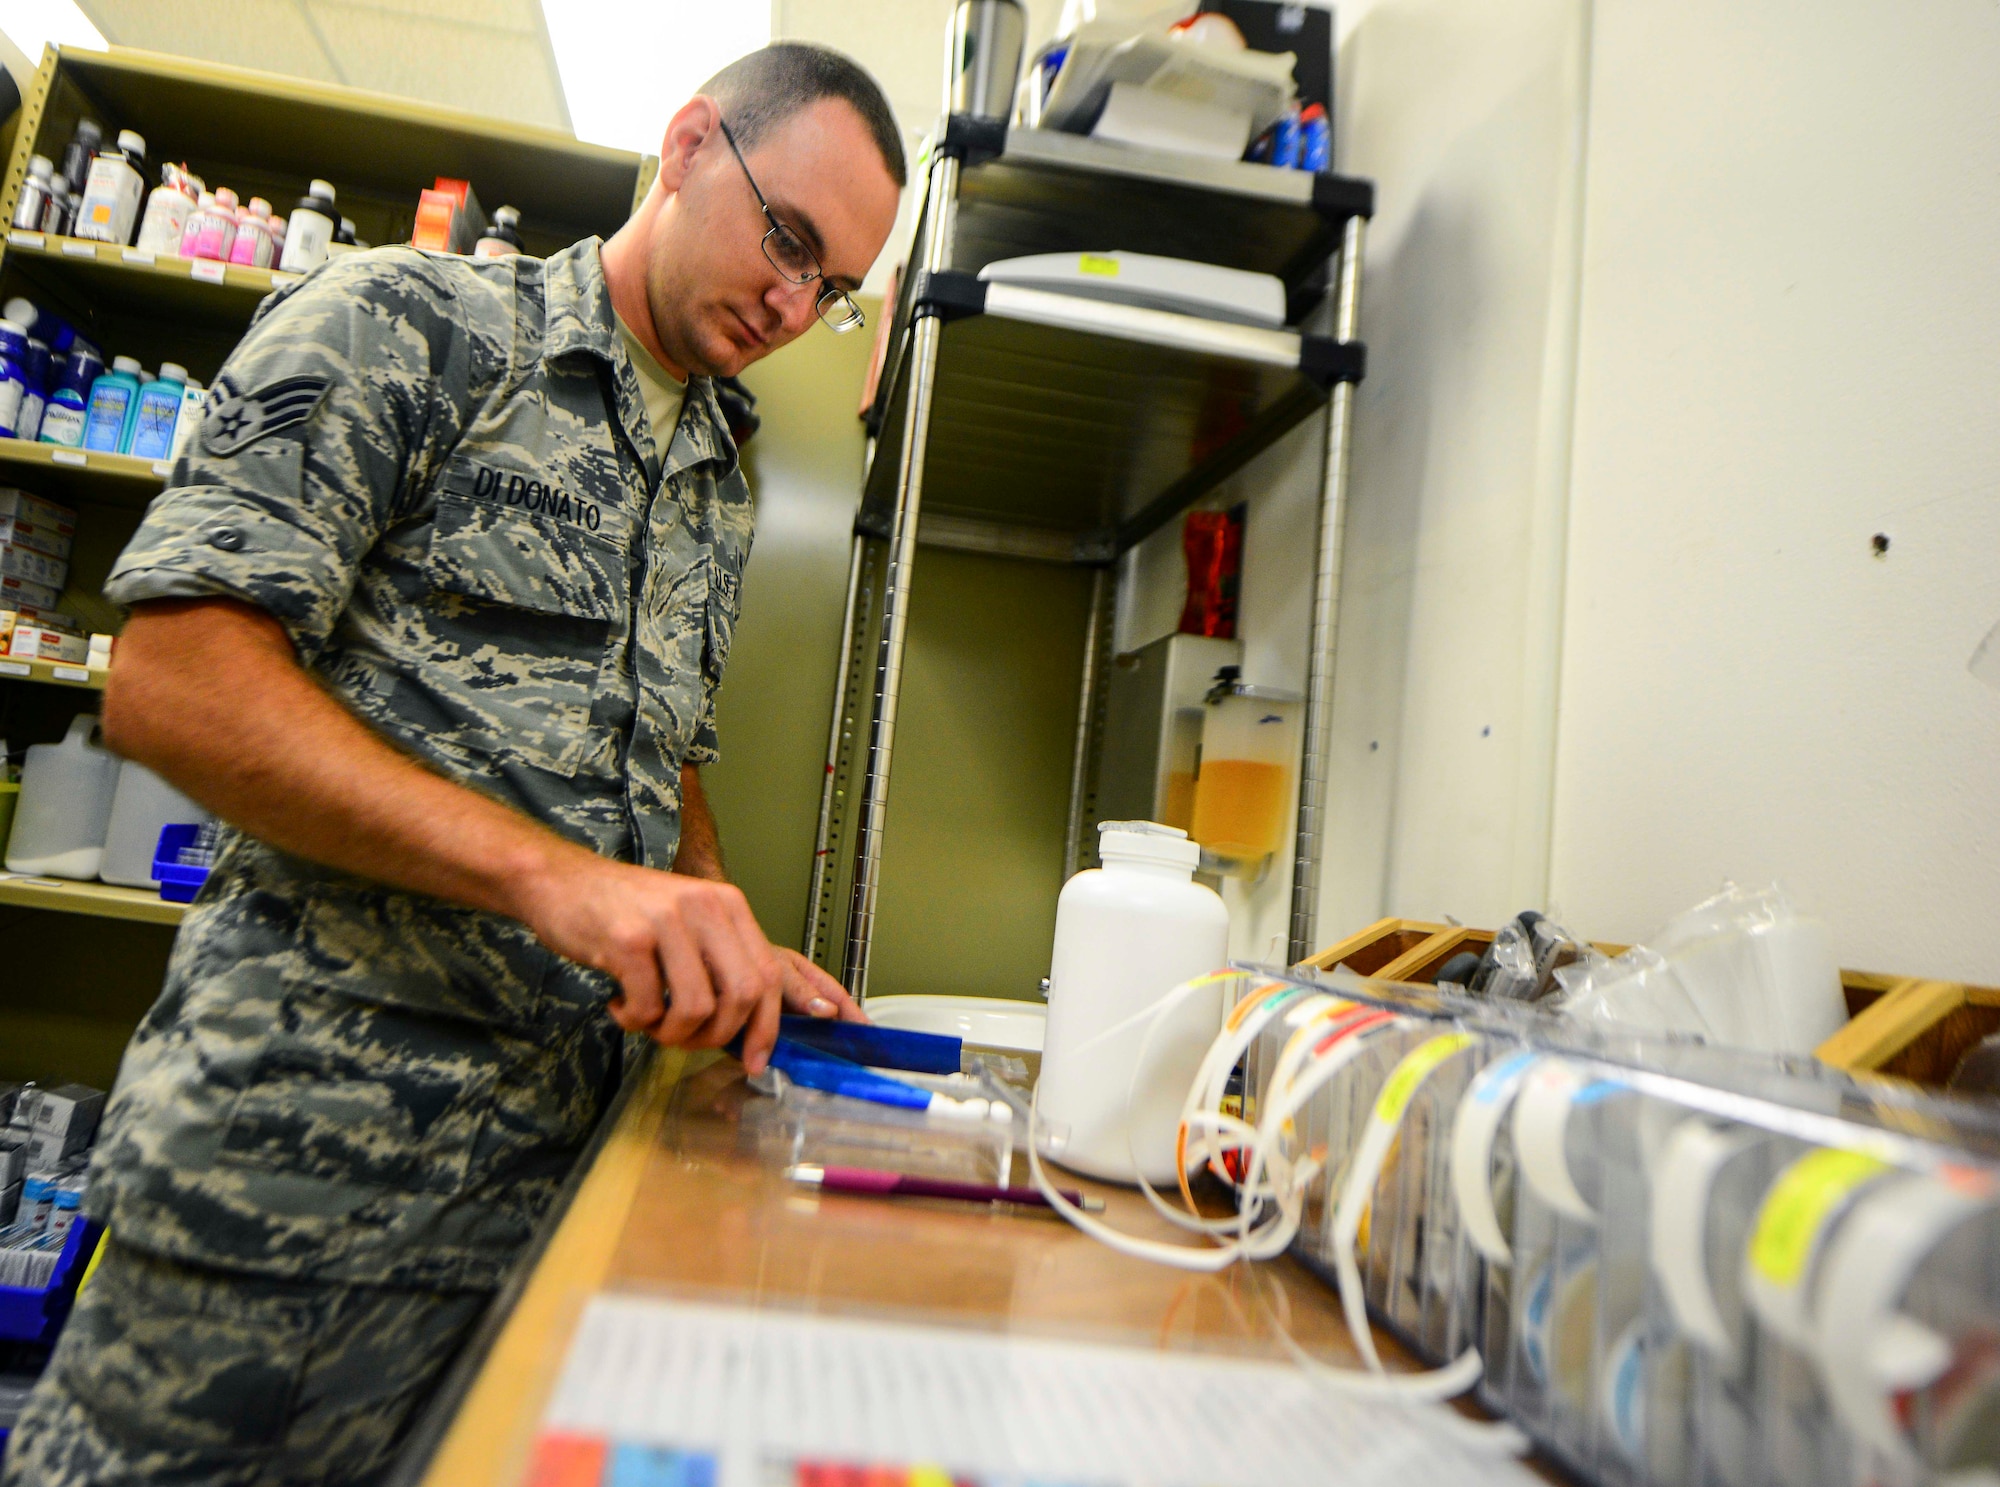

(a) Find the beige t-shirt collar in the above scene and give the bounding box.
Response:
[613,309,688,451]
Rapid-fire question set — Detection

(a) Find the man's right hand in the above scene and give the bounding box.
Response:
[519,856,788,1073]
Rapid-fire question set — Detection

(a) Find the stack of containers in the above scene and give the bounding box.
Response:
[0,295,207,460]
[1236,966,2000,1487]
[0,1080,106,1376]
[0,487,75,624]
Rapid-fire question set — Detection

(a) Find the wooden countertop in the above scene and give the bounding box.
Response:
[406,1047,1527,1486]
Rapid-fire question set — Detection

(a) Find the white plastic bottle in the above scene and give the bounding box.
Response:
[1037,821,1231,1185]
[6,713,122,880]
[73,129,147,244]
[279,179,337,273]
[134,163,200,255]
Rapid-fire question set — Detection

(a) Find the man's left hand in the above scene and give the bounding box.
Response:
[777,947,867,1022]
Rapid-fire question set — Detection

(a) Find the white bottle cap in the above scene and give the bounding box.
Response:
[311,179,336,202]
[0,318,23,337]
[1095,819,1201,870]
[3,298,35,329]
[158,363,188,382]
[216,187,238,208]
[28,155,50,179]
[112,355,141,375]
[196,190,216,208]
[117,129,146,155]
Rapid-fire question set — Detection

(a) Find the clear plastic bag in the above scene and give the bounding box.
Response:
[1551,883,1845,1055]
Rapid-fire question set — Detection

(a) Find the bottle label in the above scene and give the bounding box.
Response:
[83,383,134,451]
[75,159,143,244]
[37,401,87,447]
[0,375,22,435]
[128,389,182,460]
[280,212,334,273]
[135,192,194,256]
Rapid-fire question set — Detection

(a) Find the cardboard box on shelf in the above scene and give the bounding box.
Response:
[0,574,62,612]
[22,1084,103,1169]
[412,176,486,254]
[0,513,75,562]
[5,625,88,663]
[0,488,78,531]
[0,544,68,592]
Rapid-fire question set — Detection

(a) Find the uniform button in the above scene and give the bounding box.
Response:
[210,527,244,551]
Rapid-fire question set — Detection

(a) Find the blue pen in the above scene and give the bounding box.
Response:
[760,1039,995,1123]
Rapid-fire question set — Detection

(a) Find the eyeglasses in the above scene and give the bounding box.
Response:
[717,117,865,334]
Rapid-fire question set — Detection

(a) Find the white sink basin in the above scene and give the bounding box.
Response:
[862,994,1046,1052]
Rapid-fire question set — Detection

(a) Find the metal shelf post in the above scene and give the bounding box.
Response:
[1288,215,1368,963]
[841,152,962,998]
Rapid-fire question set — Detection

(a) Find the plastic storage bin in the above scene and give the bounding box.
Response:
[1233,963,2000,1487]
[151,823,213,903]
[99,760,208,888]
[0,1218,99,1346]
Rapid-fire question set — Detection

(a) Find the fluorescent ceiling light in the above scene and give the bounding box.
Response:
[0,0,105,60]
[542,0,772,156]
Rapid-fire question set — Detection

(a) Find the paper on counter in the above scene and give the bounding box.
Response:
[532,1293,1544,1487]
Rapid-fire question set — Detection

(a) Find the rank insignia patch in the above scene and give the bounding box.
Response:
[203,374,330,456]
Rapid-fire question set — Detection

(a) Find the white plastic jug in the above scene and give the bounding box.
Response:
[7,714,121,880]
[100,759,209,888]
[1037,820,1230,1185]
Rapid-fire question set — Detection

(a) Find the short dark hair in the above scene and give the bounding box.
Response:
[699,43,907,189]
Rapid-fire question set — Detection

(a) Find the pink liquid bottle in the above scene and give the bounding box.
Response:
[227,196,276,268]
[180,186,238,261]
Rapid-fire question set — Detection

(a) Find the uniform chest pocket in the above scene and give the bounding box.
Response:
[418,488,629,778]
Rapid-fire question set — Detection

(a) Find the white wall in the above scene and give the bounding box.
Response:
[1115,0,1594,960]
[1315,0,2000,981]
[1548,0,2000,980]
[1314,0,1592,942]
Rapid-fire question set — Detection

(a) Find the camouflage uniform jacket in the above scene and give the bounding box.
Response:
[90,238,751,1290]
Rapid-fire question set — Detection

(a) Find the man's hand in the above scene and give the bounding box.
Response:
[518,857,794,1071]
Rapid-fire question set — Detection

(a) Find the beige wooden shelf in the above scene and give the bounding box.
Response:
[0,437,166,511]
[0,655,105,690]
[0,873,185,925]
[6,228,296,311]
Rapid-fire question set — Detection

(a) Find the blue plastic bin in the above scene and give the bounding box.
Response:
[0,1219,100,1346]
[152,823,210,903]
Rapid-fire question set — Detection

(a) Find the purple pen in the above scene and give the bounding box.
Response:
[785,1164,1104,1213]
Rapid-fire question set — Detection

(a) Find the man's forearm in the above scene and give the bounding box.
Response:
[672,765,727,882]
[103,598,591,923]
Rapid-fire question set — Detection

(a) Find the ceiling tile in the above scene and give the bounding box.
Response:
[79,0,341,82]
[310,1,567,128]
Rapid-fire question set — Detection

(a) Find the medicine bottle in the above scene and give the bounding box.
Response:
[0,319,28,438]
[280,179,338,273]
[82,355,144,452]
[11,156,53,232]
[75,129,148,245]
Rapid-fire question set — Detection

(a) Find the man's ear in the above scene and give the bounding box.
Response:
[653,95,722,195]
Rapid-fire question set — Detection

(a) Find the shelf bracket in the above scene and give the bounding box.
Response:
[910,269,987,324]
[937,113,1008,168]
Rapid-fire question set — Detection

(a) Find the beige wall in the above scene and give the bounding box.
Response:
[711,307,1092,999]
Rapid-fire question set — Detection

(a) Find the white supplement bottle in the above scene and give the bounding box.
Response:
[74,129,147,244]
[134,163,199,255]
[1037,821,1230,1185]
[280,179,337,273]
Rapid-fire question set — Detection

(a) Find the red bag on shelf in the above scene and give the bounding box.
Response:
[1178,504,1244,639]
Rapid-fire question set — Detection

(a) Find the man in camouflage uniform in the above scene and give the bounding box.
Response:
[2,43,904,1487]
